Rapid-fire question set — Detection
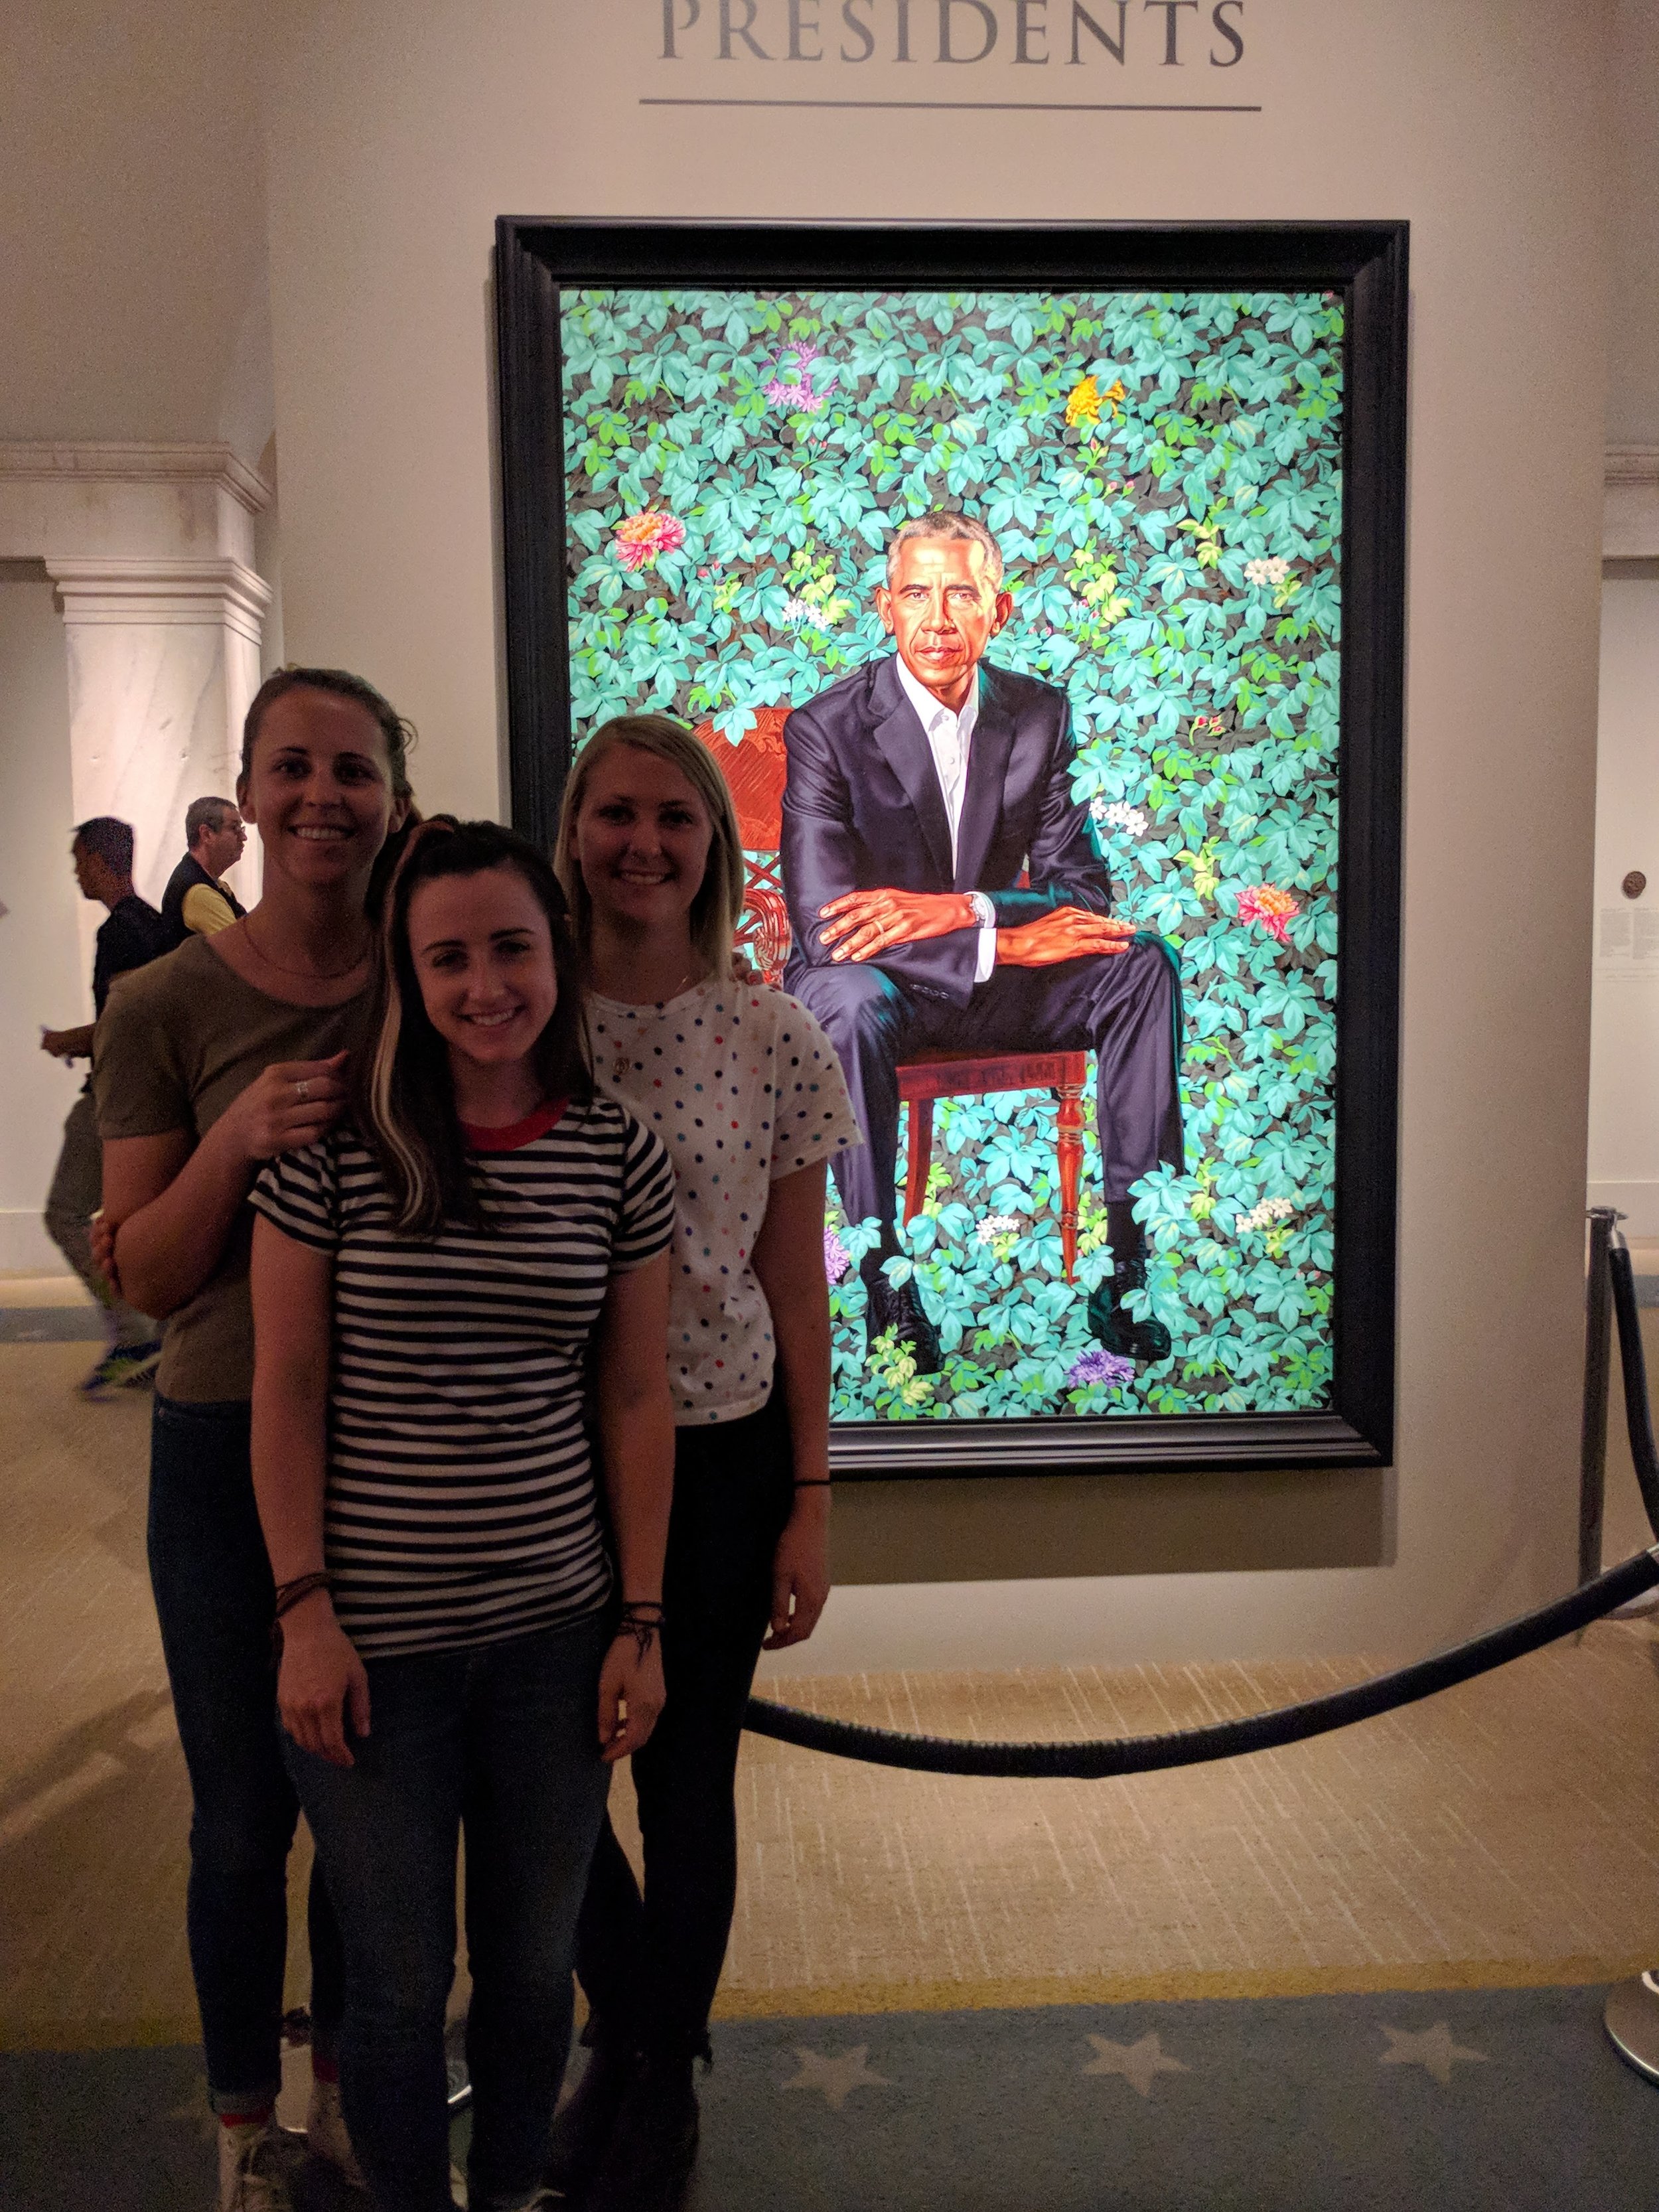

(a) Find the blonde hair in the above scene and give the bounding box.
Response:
[553,715,746,980]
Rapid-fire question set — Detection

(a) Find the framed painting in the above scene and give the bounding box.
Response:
[495,218,1406,1477]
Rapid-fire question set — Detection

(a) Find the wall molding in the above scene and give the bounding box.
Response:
[0,439,271,515]
[46,556,272,646]
[1606,446,1659,560]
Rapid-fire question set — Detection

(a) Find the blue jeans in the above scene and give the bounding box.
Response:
[286,1615,613,2212]
[147,1393,344,2112]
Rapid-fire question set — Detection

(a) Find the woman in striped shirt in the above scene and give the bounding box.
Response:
[248,818,677,2212]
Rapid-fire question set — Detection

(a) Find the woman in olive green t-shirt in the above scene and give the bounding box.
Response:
[94,667,413,2212]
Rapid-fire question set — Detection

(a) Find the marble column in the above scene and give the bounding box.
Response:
[46,557,271,954]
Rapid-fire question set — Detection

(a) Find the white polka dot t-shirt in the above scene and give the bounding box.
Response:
[589,978,861,1425]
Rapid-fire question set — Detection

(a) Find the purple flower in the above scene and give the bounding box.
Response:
[824,1228,851,1285]
[1066,1347,1136,1391]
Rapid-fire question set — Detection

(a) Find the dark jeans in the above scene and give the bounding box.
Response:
[287,1615,613,2212]
[785,936,1183,1234]
[44,1089,157,1346]
[147,1393,344,2112]
[576,1392,794,2055]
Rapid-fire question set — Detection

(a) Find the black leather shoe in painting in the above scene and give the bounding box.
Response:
[865,1273,944,1376]
[1086,1272,1173,1364]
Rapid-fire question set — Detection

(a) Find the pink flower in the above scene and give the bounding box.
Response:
[613,511,686,572]
[1234,884,1302,946]
[764,376,824,415]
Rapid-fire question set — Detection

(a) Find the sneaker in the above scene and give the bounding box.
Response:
[79,1341,163,1398]
[305,2075,369,2191]
[218,2119,295,2212]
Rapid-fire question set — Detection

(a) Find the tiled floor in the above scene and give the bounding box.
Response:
[6,1322,1659,2053]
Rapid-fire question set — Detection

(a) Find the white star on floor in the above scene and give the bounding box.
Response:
[1378,2021,1490,2086]
[1081,2031,1190,2099]
[782,2043,892,2110]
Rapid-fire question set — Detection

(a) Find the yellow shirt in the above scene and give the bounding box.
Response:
[180,880,238,936]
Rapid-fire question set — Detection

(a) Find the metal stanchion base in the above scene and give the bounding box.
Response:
[1604,1973,1659,2083]
[446,2013,472,2113]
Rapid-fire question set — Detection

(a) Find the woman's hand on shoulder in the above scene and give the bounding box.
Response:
[597,1622,667,1763]
[222,1051,351,1164]
[277,1593,371,1766]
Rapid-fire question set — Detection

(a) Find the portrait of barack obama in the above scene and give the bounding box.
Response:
[781,510,1183,1376]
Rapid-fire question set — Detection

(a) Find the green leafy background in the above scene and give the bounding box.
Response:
[559,287,1342,1422]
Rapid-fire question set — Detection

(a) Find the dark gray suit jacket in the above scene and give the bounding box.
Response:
[780,654,1113,1007]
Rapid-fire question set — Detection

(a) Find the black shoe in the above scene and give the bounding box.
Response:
[865,1274,943,1375]
[583,2050,699,2212]
[1086,1278,1172,1364]
[544,2033,633,2198]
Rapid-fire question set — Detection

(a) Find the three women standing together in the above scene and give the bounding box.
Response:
[95,674,859,2212]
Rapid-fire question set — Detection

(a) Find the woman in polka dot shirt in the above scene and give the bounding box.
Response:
[551,713,862,2208]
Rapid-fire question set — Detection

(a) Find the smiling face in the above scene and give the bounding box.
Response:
[875,536,1013,708]
[238,688,407,892]
[407,864,559,1078]
[569,743,713,941]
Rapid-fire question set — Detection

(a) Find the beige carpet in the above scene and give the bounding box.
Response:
[5,1335,1659,2052]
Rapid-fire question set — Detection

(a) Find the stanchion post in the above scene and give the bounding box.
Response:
[1580,1207,1621,1589]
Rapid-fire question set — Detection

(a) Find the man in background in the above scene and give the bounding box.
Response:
[40,816,171,1394]
[160,794,247,946]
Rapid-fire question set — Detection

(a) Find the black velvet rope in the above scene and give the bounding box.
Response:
[744,1242,1659,1779]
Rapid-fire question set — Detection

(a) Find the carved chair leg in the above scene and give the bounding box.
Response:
[902,1097,934,1226]
[1055,1082,1085,1283]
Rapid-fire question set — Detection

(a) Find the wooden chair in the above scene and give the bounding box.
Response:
[693,707,1092,1281]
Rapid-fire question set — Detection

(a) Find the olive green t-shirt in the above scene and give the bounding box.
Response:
[93,935,373,1403]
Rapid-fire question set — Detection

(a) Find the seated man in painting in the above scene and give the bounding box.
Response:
[780,510,1181,1374]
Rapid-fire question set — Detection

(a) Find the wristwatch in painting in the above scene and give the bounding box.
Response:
[968,893,995,929]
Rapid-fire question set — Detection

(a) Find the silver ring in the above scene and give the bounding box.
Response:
[295,1078,311,1103]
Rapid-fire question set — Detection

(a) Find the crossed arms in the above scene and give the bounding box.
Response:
[780,697,1133,1002]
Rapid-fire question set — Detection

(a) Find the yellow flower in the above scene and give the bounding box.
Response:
[1064,376,1102,427]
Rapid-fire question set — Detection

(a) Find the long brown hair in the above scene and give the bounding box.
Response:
[356,817,592,1236]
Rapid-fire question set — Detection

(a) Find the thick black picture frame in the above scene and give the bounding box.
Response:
[494,217,1407,1481]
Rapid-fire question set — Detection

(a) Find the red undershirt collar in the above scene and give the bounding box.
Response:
[459,1096,567,1152]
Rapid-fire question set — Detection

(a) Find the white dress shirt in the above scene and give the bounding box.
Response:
[895,657,997,982]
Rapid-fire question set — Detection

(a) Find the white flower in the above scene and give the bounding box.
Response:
[1092,798,1148,837]
[779,595,815,627]
[977,1213,1023,1244]
[1243,556,1293,587]
[1237,1195,1297,1233]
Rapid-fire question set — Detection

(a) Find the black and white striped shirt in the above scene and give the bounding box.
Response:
[251,1096,675,1659]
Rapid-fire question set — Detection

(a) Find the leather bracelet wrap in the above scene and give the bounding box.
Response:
[793,1477,832,1489]
[274,1572,331,1621]
[614,1600,664,1660]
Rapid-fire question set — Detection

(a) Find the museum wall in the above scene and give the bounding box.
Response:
[0,0,1650,1670]
[256,0,1613,1670]
[1587,567,1659,1230]
[0,570,84,1273]
[0,0,271,463]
